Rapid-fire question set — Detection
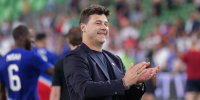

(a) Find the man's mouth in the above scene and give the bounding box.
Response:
[97,30,107,35]
[97,32,106,35]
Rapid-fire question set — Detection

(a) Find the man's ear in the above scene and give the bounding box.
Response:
[80,23,86,33]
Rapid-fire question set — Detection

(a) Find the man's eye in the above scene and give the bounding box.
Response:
[105,23,108,27]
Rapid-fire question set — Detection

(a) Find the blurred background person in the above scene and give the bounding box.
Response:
[32,33,57,100]
[50,26,82,100]
[142,50,157,100]
[119,37,136,70]
[151,0,163,16]
[173,38,200,100]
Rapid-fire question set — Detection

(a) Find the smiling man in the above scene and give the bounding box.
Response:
[63,4,159,100]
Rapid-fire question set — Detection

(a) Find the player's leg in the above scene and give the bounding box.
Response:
[197,80,200,100]
[174,73,185,99]
[185,80,197,100]
[162,72,171,99]
[197,93,200,100]
[186,92,196,100]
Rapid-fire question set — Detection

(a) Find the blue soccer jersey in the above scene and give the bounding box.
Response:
[32,47,57,65]
[0,48,52,100]
[31,47,57,81]
[59,43,70,58]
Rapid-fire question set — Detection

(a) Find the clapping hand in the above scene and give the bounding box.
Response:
[137,65,160,83]
[123,62,148,87]
[123,62,159,87]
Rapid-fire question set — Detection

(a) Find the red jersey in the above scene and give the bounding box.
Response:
[182,50,200,79]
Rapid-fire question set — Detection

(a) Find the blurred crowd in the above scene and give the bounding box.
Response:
[1,0,200,99]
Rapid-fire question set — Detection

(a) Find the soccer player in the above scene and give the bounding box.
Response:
[173,39,200,100]
[0,25,54,100]
[32,33,57,100]
[32,33,57,65]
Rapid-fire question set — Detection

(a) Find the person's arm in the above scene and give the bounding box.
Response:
[50,86,61,100]
[0,83,6,100]
[64,55,124,98]
[172,60,184,77]
[33,53,54,76]
[45,67,54,76]
[64,55,148,99]
[50,59,63,100]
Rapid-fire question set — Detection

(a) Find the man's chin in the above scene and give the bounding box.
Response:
[99,40,106,45]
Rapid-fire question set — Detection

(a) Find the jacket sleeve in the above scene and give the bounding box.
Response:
[63,54,125,99]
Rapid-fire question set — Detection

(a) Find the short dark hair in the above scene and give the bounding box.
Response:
[12,25,29,41]
[35,33,46,41]
[67,26,82,46]
[79,4,110,24]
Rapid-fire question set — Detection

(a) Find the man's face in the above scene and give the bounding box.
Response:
[82,14,109,44]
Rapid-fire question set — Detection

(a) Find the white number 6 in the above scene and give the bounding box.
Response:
[8,64,21,91]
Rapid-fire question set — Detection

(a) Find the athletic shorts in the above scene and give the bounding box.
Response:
[186,79,200,92]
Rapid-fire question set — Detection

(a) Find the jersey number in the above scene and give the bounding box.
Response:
[8,64,21,91]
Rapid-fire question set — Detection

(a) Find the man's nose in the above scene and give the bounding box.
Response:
[100,24,108,30]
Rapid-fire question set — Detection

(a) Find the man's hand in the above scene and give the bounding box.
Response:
[137,65,160,83]
[122,62,149,87]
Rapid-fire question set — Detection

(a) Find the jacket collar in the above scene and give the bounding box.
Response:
[80,43,123,80]
[103,52,124,79]
[80,43,91,53]
[80,43,111,80]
